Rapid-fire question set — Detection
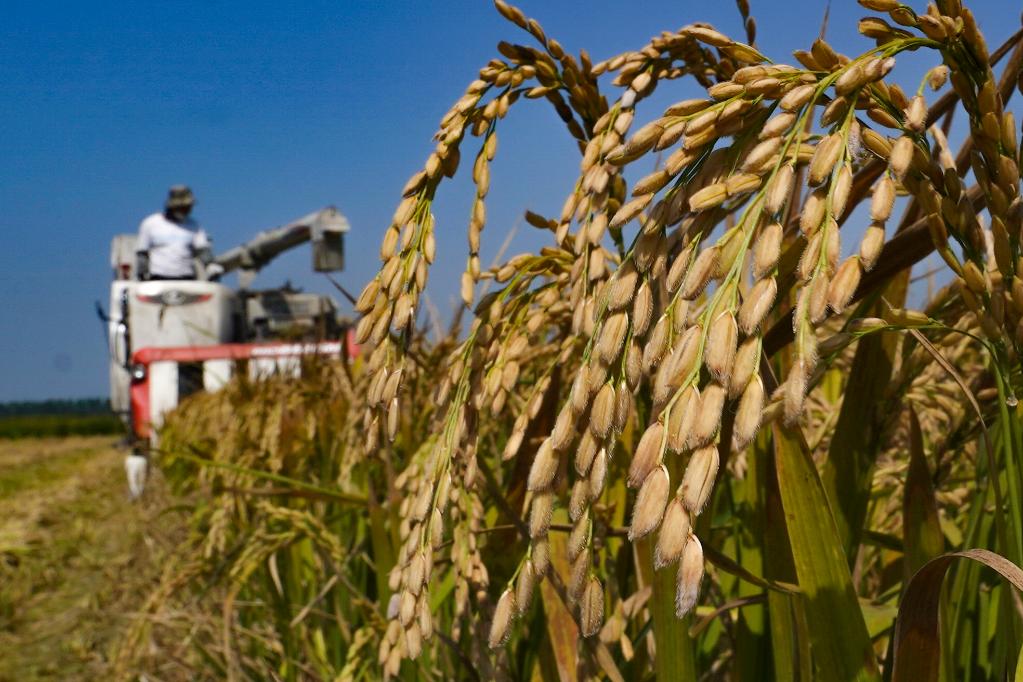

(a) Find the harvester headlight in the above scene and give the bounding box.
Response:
[131,363,147,381]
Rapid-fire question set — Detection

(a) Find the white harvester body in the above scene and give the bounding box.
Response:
[105,208,354,449]
[107,275,238,437]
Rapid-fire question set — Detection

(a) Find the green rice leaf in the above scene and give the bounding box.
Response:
[773,422,880,681]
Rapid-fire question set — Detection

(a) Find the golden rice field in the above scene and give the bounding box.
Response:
[28,0,1023,679]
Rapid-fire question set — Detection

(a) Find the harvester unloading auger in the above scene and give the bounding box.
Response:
[104,207,356,496]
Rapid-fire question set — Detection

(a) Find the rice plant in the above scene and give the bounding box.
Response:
[120,1,1023,679]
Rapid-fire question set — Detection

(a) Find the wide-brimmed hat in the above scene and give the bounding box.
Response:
[165,185,195,210]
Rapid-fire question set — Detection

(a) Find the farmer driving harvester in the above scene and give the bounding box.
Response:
[136,185,224,281]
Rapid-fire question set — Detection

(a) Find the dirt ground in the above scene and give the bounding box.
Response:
[0,436,177,681]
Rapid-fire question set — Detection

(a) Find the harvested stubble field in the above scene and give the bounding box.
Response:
[0,437,180,681]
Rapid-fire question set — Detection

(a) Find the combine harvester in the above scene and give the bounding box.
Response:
[104,207,357,494]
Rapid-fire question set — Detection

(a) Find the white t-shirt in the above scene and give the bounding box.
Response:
[137,213,209,278]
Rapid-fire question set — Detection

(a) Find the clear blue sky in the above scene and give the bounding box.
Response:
[0,0,1013,401]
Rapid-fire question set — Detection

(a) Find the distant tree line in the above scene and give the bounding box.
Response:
[0,399,121,438]
[0,398,111,417]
